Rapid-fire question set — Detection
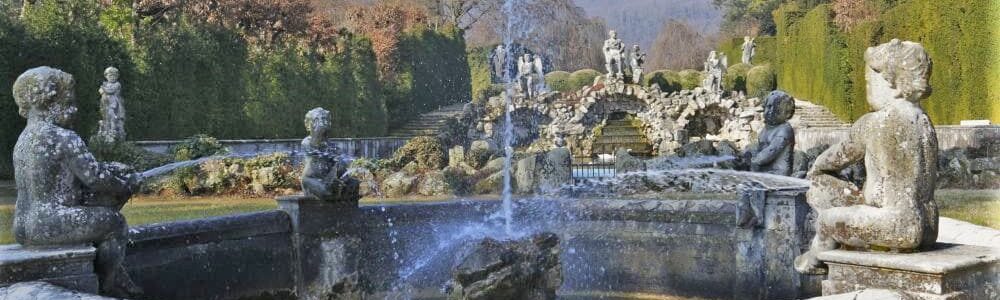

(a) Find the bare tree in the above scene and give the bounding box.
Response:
[648,20,717,70]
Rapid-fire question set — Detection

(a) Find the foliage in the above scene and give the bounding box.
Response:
[89,138,172,172]
[677,69,704,90]
[153,153,299,196]
[468,46,494,103]
[642,70,682,93]
[545,71,573,92]
[568,69,602,90]
[648,20,717,70]
[723,63,752,93]
[170,134,229,162]
[746,64,777,98]
[721,1,998,123]
[389,24,471,128]
[385,136,447,172]
[712,0,784,35]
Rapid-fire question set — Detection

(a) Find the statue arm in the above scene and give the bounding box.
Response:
[62,134,134,196]
[808,125,865,176]
[751,127,793,166]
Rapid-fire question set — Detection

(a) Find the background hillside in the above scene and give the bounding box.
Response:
[573,0,722,51]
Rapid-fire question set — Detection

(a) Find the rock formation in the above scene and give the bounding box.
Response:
[446,232,562,300]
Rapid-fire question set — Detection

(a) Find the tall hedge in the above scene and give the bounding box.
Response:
[720,1,999,124]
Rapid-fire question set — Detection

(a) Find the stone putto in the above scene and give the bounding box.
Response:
[11,66,142,297]
[742,90,795,176]
[795,39,939,274]
[301,107,361,203]
[741,36,756,65]
[702,51,727,94]
[97,66,126,143]
[629,44,646,85]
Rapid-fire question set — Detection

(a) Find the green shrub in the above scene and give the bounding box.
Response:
[170,134,229,162]
[643,70,682,93]
[677,69,704,90]
[386,136,447,172]
[723,63,752,93]
[746,65,778,98]
[568,69,602,89]
[545,71,573,92]
[89,138,172,172]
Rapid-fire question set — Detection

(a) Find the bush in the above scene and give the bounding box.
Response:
[152,152,298,196]
[545,71,573,92]
[568,69,602,90]
[643,70,682,93]
[386,136,447,171]
[170,134,229,162]
[723,63,752,93]
[89,138,172,172]
[746,65,778,98]
[677,69,704,90]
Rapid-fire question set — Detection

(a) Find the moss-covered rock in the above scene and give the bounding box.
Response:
[643,70,682,93]
[545,71,573,92]
[387,136,447,172]
[746,65,777,99]
[723,63,752,93]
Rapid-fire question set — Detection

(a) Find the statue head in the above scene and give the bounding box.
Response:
[304,107,332,138]
[104,66,119,83]
[864,39,932,110]
[13,66,77,127]
[609,30,617,39]
[633,44,640,51]
[708,51,717,60]
[763,90,794,126]
[745,36,751,42]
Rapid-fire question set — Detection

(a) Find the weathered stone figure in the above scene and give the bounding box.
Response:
[794,39,938,274]
[702,51,726,93]
[603,30,625,80]
[301,107,360,202]
[97,67,126,144]
[741,36,755,65]
[11,67,142,297]
[629,44,646,85]
[742,90,795,176]
[491,44,507,82]
[517,53,537,98]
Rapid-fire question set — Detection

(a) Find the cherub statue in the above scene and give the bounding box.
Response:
[629,45,646,85]
[794,40,938,274]
[301,107,360,202]
[603,30,625,80]
[491,44,507,83]
[741,36,756,65]
[741,90,795,176]
[97,66,126,143]
[11,67,143,297]
[517,53,540,98]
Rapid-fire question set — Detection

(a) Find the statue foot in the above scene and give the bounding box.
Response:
[794,251,827,275]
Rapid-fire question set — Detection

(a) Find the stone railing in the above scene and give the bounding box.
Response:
[135,137,412,159]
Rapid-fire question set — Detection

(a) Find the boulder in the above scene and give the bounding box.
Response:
[614,148,645,174]
[536,148,572,193]
[515,154,538,194]
[417,171,452,196]
[449,146,466,168]
[676,140,717,157]
[382,171,417,198]
[348,167,378,197]
[446,232,562,300]
[473,171,504,195]
[468,140,497,169]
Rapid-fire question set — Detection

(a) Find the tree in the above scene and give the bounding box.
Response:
[648,20,717,70]
[712,0,782,36]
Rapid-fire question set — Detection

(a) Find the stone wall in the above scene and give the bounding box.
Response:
[796,125,1000,153]
[136,137,411,159]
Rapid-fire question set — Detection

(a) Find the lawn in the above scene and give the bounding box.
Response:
[1,189,997,245]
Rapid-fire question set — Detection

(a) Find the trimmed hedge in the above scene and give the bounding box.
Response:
[545,71,573,92]
[643,70,682,93]
[568,69,602,90]
[677,69,704,90]
[720,1,999,124]
[746,65,777,98]
[723,63,752,93]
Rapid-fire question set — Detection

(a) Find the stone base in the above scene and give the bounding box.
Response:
[0,244,98,294]
[817,243,1000,300]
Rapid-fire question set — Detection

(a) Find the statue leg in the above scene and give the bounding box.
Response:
[820,206,921,250]
[795,173,863,274]
[605,57,614,77]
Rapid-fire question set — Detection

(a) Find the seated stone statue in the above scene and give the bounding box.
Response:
[11,67,142,297]
[741,90,795,176]
[301,108,360,202]
[795,40,938,274]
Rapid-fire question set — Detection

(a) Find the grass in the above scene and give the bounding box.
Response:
[1,189,997,245]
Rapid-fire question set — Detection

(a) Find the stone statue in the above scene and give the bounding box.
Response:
[533,55,546,91]
[702,51,727,93]
[603,30,625,80]
[629,44,646,85]
[741,36,755,65]
[741,90,795,176]
[491,44,507,82]
[11,67,142,297]
[794,40,938,274]
[517,53,543,98]
[97,67,126,144]
[301,107,360,203]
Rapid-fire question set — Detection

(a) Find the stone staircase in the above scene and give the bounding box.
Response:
[791,100,850,128]
[592,119,653,156]
[387,104,467,138]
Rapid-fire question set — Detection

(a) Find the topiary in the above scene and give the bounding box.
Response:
[568,69,602,90]
[746,65,778,99]
[642,70,682,93]
[723,63,752,93]
[545,71,573,92]
[170,134,229,162]
[677,69,704,90]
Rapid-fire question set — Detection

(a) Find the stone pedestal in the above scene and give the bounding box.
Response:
[0,244,98,293]
[277,195,362,300]
[817,243,1000,300]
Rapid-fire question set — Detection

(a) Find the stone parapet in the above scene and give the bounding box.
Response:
[818,244,1000,299]
[0,244,98,294]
